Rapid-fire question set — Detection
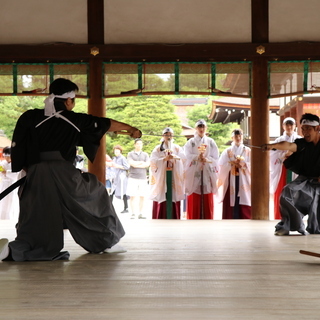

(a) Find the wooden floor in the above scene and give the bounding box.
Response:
[1,217,320,320]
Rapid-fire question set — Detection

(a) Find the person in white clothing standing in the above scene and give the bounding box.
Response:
[184,120,219,219]
[0,147,19,220]
[269,117,301,219]
[127,139,150,219]
[149,127,185,219]
[217,129,251,219]
[110,145,130,213]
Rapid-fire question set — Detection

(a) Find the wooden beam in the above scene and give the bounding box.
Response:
[252,0,269,43]
[2,42,320,63]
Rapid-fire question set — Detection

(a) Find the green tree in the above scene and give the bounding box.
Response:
[72,97,89,114]
[0,96,45,139]
[105,96,186,157]
[187,100,237,153]
[0,96,21,139]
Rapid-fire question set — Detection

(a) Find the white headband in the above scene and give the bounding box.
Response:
[231,129,243,136]
[283,117,296,124]
[195,119,207,127]
[43,91,76,116]
[301,119,320,126]
[162,127,174,134]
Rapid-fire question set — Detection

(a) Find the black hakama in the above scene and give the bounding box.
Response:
[10,152,125,261]
[9,108,125,261]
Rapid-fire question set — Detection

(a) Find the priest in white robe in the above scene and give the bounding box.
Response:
[184,120,219,219]
[217,128,251,219]
[149,127,185,219]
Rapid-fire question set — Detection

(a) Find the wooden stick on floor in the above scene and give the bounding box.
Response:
[300,250,320,258]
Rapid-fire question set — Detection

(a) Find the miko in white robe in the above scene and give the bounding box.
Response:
[217,132,251,219]
[184,120,219,219]
[0,152,19,220]
[149,132,185,219]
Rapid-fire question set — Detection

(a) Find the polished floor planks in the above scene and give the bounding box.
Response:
[1,218,320,320]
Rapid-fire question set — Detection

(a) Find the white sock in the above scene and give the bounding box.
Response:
[104,244,127,254]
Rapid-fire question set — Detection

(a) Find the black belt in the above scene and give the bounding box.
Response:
[40,151,65,161]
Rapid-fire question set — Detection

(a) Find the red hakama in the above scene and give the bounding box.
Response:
[187,193,214,219]
[152,201,181,219]
[222,178,251,219]
[274,165,287,220]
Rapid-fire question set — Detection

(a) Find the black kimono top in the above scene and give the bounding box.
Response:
[11,109,111,172]
[285,138,320,177]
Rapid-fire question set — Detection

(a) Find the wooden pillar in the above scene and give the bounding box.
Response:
[87,58,106,183]
[251,58,269,220]
[251,0,268,43]
[251,0,269,220]
[87,0,106,183]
